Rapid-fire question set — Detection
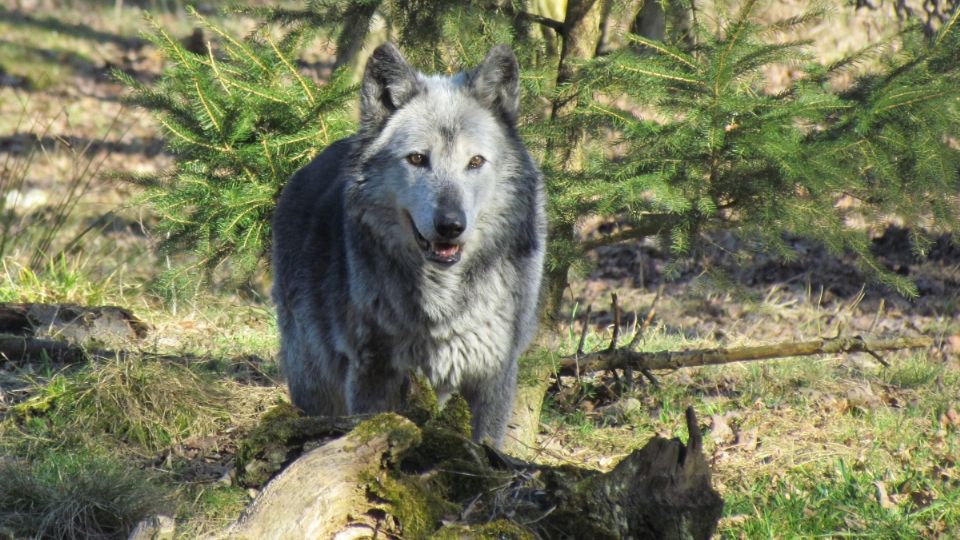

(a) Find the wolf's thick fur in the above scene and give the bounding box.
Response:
[272,44,546,445]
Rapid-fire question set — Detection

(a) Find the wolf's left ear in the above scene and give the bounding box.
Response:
[469,45,520,125]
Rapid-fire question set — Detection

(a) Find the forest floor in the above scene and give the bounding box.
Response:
[0,1,958,538]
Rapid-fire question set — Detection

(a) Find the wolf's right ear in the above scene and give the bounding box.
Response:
[360,43,420,133]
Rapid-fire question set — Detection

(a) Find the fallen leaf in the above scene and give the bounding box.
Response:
[709,413,736,446]
[846,383,882,411]
[874,481,897,509]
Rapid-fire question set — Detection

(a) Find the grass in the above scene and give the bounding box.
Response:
[0,451,169,540]
[536,309,960,537]
[9,356,234,453]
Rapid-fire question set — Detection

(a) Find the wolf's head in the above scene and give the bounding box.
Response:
[349,43,529,269]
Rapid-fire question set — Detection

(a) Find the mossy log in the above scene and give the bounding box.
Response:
[222,405,722,539]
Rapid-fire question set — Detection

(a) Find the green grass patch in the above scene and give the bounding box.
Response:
[0,451,168,540]
[9,355,234,454]
[721,460,959,538]
[174,485,250,538]
[882,354,947,389]
[0,255,124,305]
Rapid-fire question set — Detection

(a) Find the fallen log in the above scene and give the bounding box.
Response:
[0,303,149,365]
[0,303,148,344]
[219,405,722,539]
[0,335,95,364]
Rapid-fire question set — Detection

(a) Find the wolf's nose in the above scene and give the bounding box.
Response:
[435,210,466,239]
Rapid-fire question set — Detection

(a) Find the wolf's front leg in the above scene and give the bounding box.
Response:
[461,360,518,448]
[346,360,409,414]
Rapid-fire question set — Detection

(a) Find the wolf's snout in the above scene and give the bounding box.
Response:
[434,210,466,240]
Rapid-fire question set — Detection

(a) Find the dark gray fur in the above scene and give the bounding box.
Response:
[272,43,546,446]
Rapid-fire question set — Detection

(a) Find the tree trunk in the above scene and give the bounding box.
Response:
[541,0,606,327]
[332,1,381,73]
[512,0,609,457]
[503,362,552,457]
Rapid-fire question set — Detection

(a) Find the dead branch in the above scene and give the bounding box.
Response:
[579,214,679,251]
[559,335,933,375]
[515,10,565,33]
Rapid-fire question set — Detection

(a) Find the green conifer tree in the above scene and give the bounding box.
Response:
[550,0,960,301]
[118,7,355,297]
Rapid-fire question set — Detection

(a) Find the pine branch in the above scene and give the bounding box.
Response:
[579,213,680,251]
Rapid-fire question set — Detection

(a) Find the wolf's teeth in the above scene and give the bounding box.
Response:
[432,243,461,258]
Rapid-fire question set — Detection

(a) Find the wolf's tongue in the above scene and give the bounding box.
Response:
[432,243,460,258]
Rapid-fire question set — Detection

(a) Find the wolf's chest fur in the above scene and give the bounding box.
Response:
[347,253,518,394]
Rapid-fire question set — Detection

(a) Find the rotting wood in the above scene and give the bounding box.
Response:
[218,414,422,540]
[219,406,722,539]
[0,335,96,364]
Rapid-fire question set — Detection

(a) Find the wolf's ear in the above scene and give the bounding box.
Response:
[469,45,520,125]
[360,43,420,132]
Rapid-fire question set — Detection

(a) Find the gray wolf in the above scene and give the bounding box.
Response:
[271,43,546,446]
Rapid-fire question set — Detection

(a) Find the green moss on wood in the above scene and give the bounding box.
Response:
[431,393,473,439]
[235,402,348,487]
[402,373,440,426]
[350,413,422,451]
[364,470,458,538]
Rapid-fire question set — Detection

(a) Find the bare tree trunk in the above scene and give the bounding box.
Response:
[332,1,381,73]
[541,0,606,327]
[503,360,552,456]
[515,0,609,454]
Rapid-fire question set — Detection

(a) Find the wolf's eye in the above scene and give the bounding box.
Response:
[467,155,486,169]
[406,153,428,167]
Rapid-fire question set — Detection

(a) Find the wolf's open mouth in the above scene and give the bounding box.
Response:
[408,215,462,266]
